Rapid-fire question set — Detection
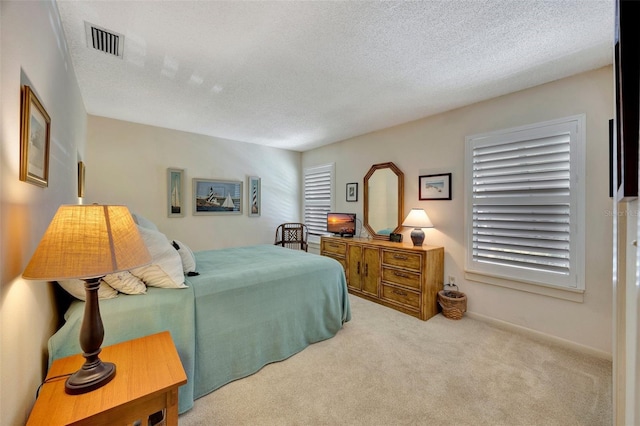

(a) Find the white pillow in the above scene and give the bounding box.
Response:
[102,271,147,295]
[131,213,159,231]
[58,279,118,301]
[172,240,197,274]
[130,226,187,289]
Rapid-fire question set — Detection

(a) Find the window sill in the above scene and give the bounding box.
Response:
[464,271,584,303]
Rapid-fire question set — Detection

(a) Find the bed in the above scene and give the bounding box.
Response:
[48,244,351,414]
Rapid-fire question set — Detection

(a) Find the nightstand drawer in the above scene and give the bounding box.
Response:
[322,240,347,256]
[381,284,420,309]
[382,250,422,271]
[382,266,421,290]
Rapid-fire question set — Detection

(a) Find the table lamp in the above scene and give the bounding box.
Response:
[22,204,151,394]
[402,208,434,246]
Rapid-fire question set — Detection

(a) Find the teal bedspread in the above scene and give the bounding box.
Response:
[47,245,350,414]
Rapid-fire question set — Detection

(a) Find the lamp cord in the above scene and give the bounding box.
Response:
[35,373,72,399]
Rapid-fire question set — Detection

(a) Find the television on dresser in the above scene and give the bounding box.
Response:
[327,212,356,237]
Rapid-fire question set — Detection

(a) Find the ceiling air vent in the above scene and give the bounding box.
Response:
[84,22,124,58]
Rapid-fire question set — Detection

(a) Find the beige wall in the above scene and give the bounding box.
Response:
[303,66,614,355]
[85,116,301,251]
[0,1,87,425]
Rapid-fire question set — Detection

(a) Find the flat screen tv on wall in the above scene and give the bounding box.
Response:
[614,0,639,201]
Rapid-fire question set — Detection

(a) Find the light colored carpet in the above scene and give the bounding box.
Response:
[179,295,611,426]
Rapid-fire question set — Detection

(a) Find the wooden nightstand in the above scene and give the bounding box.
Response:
[27,331,187,426]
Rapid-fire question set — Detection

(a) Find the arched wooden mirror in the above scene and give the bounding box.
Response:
[363,162,404,240]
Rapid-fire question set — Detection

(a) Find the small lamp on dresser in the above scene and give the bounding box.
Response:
[402,208,434,246]
[22,204,151,394]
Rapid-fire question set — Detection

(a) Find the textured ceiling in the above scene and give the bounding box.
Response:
[55,0,614,152]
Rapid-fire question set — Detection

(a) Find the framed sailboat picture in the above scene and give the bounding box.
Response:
[193,178,243,215]
[20,85,51,187]
[167,168,184,217]
[248,176,261,217]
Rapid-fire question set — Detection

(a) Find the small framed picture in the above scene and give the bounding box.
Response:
[346,182,358,202]
[77,161,86,198]
[168,168,185,217]
[20,85,51,187]
[193,178,243,215]
[419,173,452,200]
[248,176,261,217]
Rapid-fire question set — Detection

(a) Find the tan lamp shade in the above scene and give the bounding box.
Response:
[402,208,434,229]
[23,204,151,280]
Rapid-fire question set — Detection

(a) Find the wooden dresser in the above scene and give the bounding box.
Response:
[321,236,444,320]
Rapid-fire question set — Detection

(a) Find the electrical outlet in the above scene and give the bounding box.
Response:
[448,275,456,285]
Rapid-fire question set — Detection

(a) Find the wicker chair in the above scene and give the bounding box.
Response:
[274,223,309,252]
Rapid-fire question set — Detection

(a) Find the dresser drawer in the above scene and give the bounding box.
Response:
[322,240,347,256]
[381,266,421,290]
[382,250,422,271]
[381,284,420,309]
[329,255,346,272]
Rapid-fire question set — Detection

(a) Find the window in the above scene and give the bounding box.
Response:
[303,163,335,241]
[465,115,585,291]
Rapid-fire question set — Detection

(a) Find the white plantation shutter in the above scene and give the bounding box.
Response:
[465,116,585,289]
[304,164,335,236]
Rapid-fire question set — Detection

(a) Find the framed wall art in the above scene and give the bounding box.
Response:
[419,173,452,200]
[346,182,358,202]
[20,85,51,187]
[193,178,243,215]
[248,176,261,217]
[168,168,185,217]
[77,161,85,198]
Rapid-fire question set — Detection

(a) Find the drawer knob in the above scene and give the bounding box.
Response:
[394,272,410,278]
[393,255,408,260]
[392,289,408,296]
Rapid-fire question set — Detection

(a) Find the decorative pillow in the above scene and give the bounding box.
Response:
[130,226,187,289]
[131,213,159,231]
[57,279,118,301]
[102,271,147,295]
[172,240,197,274]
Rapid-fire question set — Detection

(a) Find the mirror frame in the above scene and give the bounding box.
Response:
[363,162,404,240]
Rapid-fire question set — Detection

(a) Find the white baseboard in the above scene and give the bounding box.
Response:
[465,311,612,361]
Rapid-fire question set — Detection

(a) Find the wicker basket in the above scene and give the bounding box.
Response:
[438,284,467,320]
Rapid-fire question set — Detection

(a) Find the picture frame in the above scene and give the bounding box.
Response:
[248,176,261,217]
[77,161,85,198]
[20,85,51,187]
[346,182,358,202]
[609,119,614,198]
[419,173,452,200]
[168,168,185,217]
[193,178,242,215]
